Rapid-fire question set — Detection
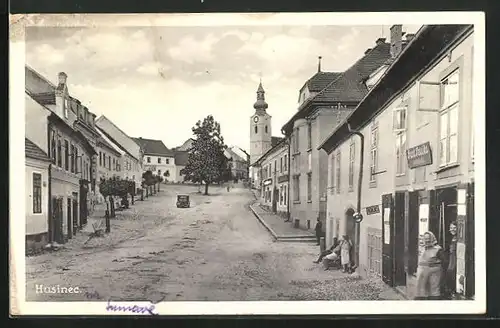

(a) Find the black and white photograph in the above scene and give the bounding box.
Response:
[10,13,485,315]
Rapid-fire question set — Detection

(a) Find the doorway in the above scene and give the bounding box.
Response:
[431,187,457,254]
[393,191,406,287]
[72,193,79,235]
[382,193,394,286]
[344,208,357,268]
[465,182,475,298]
[272,187,278,213]
[52,197,64,244]
[67,197,72,239]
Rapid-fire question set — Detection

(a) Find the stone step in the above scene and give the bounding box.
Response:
[276,237,317,243]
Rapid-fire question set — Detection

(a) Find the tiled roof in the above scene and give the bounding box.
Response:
[132,137,174,156]
[304,72,342,92]
[272,137,284,147]
[282,41,392,134]
[25,65,56,95]
[25,138,51,162]
[95,125,137,160]
[174,151,189,166]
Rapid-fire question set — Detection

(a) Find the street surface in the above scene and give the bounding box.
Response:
[26,184,402,302]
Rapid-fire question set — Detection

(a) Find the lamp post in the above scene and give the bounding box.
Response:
[347,122,364,270]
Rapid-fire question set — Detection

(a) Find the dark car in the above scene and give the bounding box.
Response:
[176,194,190,208]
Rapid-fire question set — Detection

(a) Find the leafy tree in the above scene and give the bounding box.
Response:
[180,115,228,195]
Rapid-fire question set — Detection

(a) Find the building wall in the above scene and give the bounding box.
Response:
[324,30,475,285]
[290,107,352,230]
[25,95,49,152]
[259,143,288,215]
[143,155,177,181]
[25,158,50,252]
[95,116,142,161]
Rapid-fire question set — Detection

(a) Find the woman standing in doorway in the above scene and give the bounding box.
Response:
[415,231,445,300]
[445,221,458,299]
[340,235,353,273]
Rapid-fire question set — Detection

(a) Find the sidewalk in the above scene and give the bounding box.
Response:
[249,201,316,242]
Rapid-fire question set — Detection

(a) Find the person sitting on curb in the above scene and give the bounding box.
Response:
[313,237,339,264]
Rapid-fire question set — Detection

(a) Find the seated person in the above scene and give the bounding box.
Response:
[313,237,340,263]
[323,249,340,271]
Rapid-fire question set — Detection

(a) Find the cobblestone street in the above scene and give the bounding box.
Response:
[26,184,403,302]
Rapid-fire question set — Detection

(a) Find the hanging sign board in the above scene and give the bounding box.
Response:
[366,205,380,215]
[406,142,433,169]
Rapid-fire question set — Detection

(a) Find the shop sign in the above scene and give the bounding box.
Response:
[365,205,380,215]
[406,142,433,169]
[278,175,289,183]
[144,165,157,171]
[263,179,272,186]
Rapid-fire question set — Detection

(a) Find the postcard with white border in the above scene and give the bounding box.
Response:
[10,12,486,316]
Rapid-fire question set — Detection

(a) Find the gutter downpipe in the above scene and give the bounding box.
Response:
[347,122,364,271]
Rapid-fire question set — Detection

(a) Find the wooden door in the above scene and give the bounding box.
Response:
[67,197,72,239]
[382,193,394,286]
[272,187,278,212]
[52,197,64,244]
[465,182,475,298]
[72,197,79,234]
[394,191,406,286]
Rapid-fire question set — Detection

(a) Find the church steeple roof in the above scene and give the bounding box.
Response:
[253,79,268,111]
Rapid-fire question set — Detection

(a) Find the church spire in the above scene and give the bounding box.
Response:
[253,78,268,112]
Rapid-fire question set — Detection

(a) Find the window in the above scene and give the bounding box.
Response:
[268,164,271,177]
[279,186,283,205]
[336,150,341,194]
[439,70,460,166]
[108,156,111,170]
[349,139,355,191]
[292,128,300,153]
[64,140,69,171]
[158,157,161,164]
[75,148,79,173]
[330,154,335,194]
[113,158,115,170]
[307,122,312,149]
[274,160,277,174]
[280,157,283,173]
[284,185,287,205]
[64,99,69,118]
[293,175,300,201]
[307,172,312,202]
[57,139,62,167]
[147,156,151,163]
[394,105,408,175]
[70,144,75,173]
[265,125,268,134]
[50,130,56,163]
[166,159,170,164]
[255,126,258,134]
[284,155,288,171]
[32,173,42,214]
[158,170,161,176]
[99,151,102,166]
[370,123,379,183]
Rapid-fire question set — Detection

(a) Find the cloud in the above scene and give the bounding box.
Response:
[31,43,65,66]
[167,33,219,64]
[136,61,169,76]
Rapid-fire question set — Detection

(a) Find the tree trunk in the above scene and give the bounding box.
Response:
[204,182,209,195]
[141,189,144,201]
[158,183,161,192]
[105,209,110,233]
[109,195,115,218]
[131,193,135,205]
[146,187,149,198]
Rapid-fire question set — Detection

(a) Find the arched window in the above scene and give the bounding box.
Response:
[265,125,268,133]
[255,126,258,134]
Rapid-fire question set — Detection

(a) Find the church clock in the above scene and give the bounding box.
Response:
[253,116,259,123]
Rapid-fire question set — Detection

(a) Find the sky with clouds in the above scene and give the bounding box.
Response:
[25,24,421,152]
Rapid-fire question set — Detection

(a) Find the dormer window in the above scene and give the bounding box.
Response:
[64,99,69,118]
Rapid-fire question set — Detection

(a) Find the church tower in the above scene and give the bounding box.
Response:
[250,80,272,166]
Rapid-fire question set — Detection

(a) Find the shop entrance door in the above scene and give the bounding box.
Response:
[382,193,394,286]
[393,191,407,287]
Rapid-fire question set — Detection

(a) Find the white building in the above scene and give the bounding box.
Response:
[133,137,177,181]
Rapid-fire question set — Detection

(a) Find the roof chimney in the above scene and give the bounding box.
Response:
[376,37,386,45]
[390,25,403,58]
[55,72,68,119]
[364,48,372,55]
[317,56,322,72]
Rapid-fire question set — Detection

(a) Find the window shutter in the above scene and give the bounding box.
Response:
[407,191,419,275]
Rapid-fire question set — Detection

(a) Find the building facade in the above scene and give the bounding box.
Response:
[319,25,475,300]
[95,115,144,189]
[254,140,289,217]
[225,147,249,180]
[174,151,189,183]
[282,32,403,232]
[133,137,177,181]
[25,138,51,253]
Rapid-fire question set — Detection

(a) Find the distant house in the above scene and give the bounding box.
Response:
[174,151,190,183]
[25,138,51,253]
[224,146,249,180]
[173,138,195,151]
[132,137,177,181]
